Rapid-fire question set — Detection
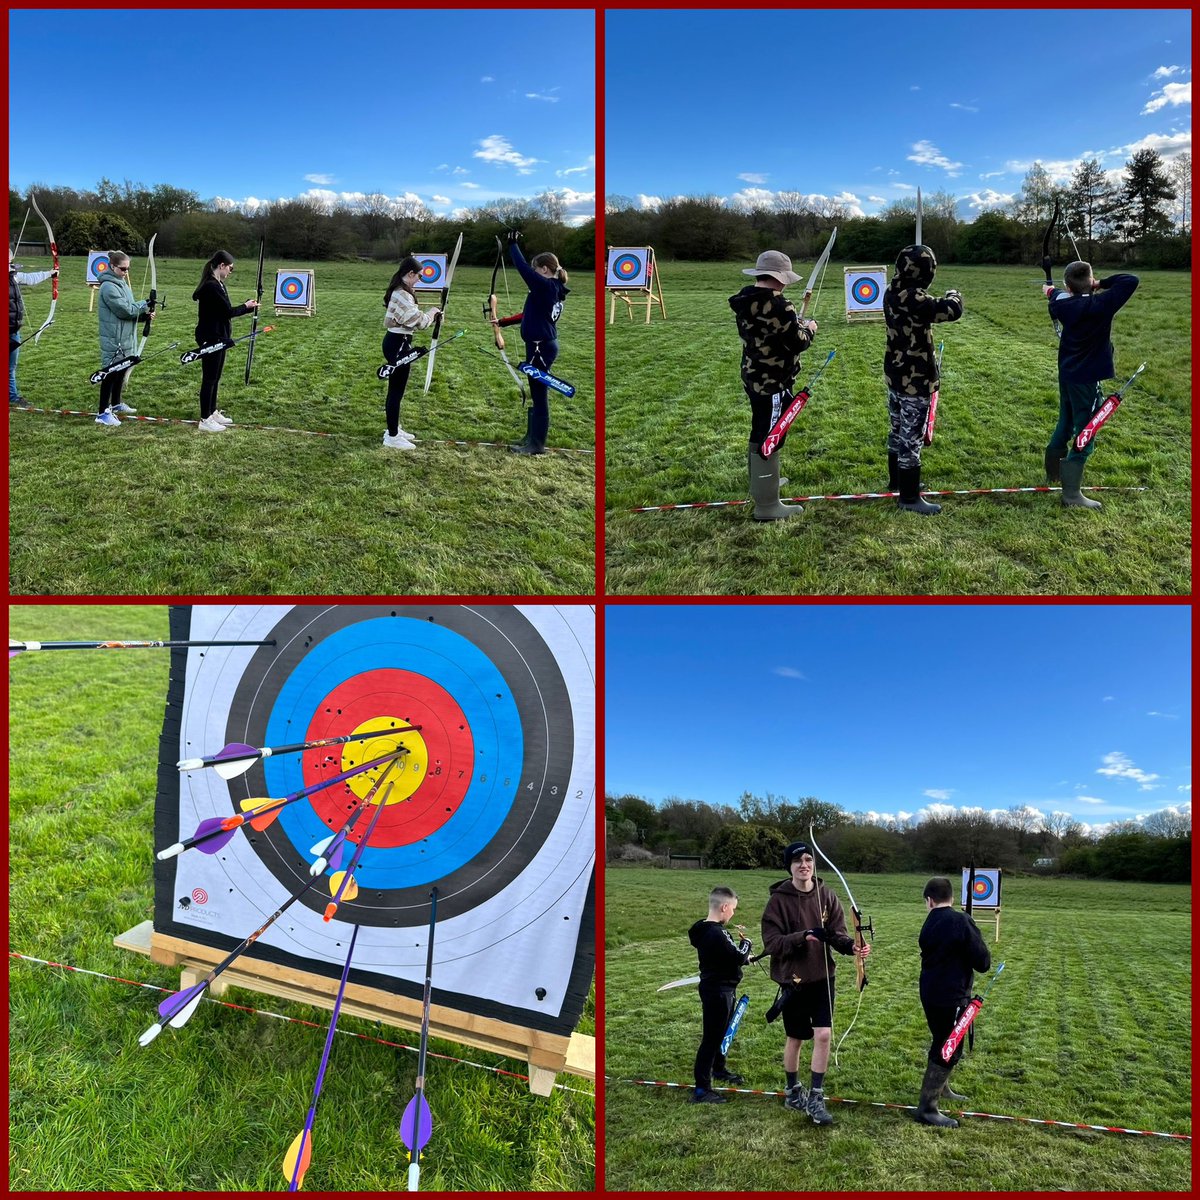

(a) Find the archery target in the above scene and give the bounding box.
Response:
[844,267,887,316]
[413,254,447,291]
[960,868,1001,909]
[154,604,595,1034]
[274,271,313,307]
[605,247,651,289]
[87,251,111,283]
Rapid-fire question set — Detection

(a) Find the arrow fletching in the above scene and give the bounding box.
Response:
[328,871,359,901]
[400,1093,433,1152]
[211,743,261,780]
[283,1128,313,1190]
[139,979,207,1044]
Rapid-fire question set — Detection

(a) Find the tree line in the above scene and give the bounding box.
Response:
[8,177,596,270]
[606,150,1190,270]
[606,791,1191,883]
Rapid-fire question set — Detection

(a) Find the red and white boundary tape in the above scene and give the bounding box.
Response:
[631,485,1147,513]
[612,1077,1189,1141]
[12,406,593,455]
[9,951,592,1096]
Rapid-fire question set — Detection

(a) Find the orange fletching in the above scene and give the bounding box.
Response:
[282,1128,313,1188]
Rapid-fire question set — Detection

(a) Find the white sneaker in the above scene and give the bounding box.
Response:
[198,415,226,432]
[382,432,415,450]
[95,410,121,427]
[112,402,138,414]
[212,410,234,426]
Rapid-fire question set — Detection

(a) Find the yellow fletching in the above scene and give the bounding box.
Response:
[282,1129,312,1188]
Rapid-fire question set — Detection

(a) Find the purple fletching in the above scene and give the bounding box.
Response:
[193,816,237,855]
[213,742,258,762]
[399,1094,433,1151]
[158,979,206,1020]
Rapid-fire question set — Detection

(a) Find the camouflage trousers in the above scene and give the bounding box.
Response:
[887,387,931,469]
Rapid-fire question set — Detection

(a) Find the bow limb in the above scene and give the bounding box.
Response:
[136,233,158,357]
[808,823,868,992]
[485,236,528,403]
[966,860,975,920]
[798,226,837,320]
[423,231,462,395]
[244,236,265,384]
[28,191,58,344]
[1040,198,1062,337]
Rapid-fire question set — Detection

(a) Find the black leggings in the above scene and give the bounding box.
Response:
[525,339,558,443]
[694,987,735,1089]
[98,366,130,414]
[382,331,413,436]
[199,349,225,419]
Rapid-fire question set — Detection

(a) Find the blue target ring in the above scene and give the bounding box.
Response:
[852,277,880,304]
[279,275,306,300]
[91,256,112,278]
[418,258,443,285]
[263,619,522,888]
[971,874,996,902]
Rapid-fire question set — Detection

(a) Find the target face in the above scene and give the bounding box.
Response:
[87,252,111,283]
[155,604,595,1033]
[844,267,887,314]
[413,253,448,291]
[274,273,310,305]
[852,277,880,304]
[606,247,651,289]
[961,868,1001,908]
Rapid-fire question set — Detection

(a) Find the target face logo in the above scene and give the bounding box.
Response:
[191,887,209,905]
[851,276,880,305]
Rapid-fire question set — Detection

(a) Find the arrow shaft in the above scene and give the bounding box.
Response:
[11,638,275,652]
[404,889,440,1189]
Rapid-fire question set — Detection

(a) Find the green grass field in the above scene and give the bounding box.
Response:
[9,605,595,1191]
[605,867,1190,1191]
[604,262,1190,595]
[10,259,595,596]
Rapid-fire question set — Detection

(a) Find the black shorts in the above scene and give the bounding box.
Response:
[782,980,833,1040]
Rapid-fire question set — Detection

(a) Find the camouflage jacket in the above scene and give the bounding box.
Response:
[883,246,963,397]
[729,285,815,396]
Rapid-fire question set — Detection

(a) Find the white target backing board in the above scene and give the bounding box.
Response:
[961,868,1002,909]
[153,603,596,1036]
[844,266,888,320]
[274,269,314,307]
[86,251,113,283]
[605,247,652,289]
[413,253,448,291]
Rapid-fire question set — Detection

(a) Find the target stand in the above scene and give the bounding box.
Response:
[844,265,887,323]
[114,919,595,1093]
[274,269,316,316]
[146,603,596,1097]
[606,245,666,324]
[960,867,1002,943]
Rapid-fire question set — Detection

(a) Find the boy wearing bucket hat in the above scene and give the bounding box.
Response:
[761,841,870,1124]
[729,251,819,520]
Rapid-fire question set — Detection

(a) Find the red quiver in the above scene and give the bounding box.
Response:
[940,996,983,1063]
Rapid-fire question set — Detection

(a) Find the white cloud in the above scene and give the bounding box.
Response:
[907,139,963,177]
[1146,711,1178,719]
[304,173,335,186]
[1152,65,1183,79]
[431,194,450,206]
[481,75,495,83]
[526,91,561,103]
[1075,795,1107,806]
[474,134,541,172]
[1143,81,1191,115]
[949,101,979,113]
[739,172,768,184]
[773,666,807,679]
[636,193,663,210]
[461,181,481,190]
[1096,751,1161,789]
[924,788,954,801]
[1103,695,1115,702]
[558,155,595,178]
[964,188,1016,211]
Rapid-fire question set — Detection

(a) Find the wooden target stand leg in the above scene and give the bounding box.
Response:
[115,920,595,1096]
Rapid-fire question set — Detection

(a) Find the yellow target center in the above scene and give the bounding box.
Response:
[342,716,427,804]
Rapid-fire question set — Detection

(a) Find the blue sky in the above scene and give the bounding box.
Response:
[605,605,1192,834]
[605,9,1192,219]
[9,10,595,223]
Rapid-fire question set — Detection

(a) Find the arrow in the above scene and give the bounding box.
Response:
[181,325,275,365]
[137,769,389,1047]
[10,638,276,659]
[156,747,407,860]
[322,780,395,921]
[400,888,439,1191]
[282,923,361,1191]
[177,726,422,780]
[378,330,466,379]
